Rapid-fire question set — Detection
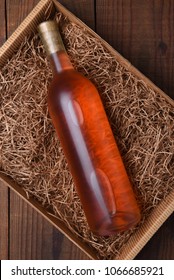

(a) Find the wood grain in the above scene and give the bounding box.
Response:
[6,0,41,36]
[96,0,174,99]
[9,191,61,259]
[0,0,8,261]
[0,0,6,45]
[0,181,9,259]
[58,0,95,29]
[136,214,174,260]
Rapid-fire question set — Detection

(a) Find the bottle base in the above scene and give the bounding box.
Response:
[91,213,141,237]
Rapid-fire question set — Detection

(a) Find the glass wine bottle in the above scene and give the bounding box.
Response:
[38,21,141,236]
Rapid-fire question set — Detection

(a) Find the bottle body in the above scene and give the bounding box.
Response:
[48,59,141,236]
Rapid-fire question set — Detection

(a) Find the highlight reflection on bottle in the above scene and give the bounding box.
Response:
[38,21,141,236]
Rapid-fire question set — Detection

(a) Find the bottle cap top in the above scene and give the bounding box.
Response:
[38,21,65,55]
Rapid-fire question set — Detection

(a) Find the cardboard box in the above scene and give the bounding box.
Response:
[0,0,174,259]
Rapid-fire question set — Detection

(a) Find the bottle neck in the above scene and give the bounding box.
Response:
[49,50,74,74]
[38,21,73,74]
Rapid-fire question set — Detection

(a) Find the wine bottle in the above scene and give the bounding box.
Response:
[38,21,141,236]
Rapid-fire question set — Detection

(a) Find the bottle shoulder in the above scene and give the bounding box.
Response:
[51,69,92,85]
[49,69,98,97]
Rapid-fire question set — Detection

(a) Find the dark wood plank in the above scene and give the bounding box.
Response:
[58,0,95,29]
[53,230,90,260]
[9,191,57,259]
[135,214,174,260]
[6,0,41,36]
[0,0,6,45]
[0,0,8,261]
[9,190,90,259]
[0,181,9,259]
[96,0,174,99]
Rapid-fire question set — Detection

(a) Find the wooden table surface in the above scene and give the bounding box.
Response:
[0,0,174,260]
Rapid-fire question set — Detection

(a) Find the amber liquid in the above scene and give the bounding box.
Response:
[48,51,141,236]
